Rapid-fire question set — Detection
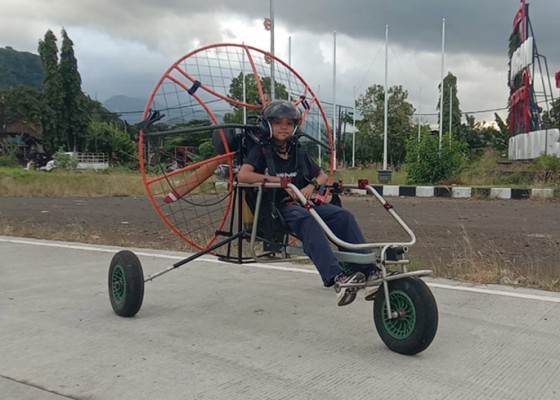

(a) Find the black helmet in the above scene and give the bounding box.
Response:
[261,100,302,126]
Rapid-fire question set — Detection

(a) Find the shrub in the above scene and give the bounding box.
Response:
[197,140,216,160]
[0,142,19,167]
[405,133,468,184]
[53,149,78,170]
[532,154,560,173]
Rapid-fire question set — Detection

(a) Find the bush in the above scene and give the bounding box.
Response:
[405,133,468,184]
[532,155,560,173]
[197,140,216,160]
[0,142,20,167]
[53,149,78,170]
[530,154,560,184]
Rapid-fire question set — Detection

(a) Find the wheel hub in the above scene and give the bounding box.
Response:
[383,290,416,339]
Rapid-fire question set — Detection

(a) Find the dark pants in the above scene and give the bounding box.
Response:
[281,202,374,287]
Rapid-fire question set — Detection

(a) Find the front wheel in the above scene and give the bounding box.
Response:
[108,250,144,317]
[373,277,438,355]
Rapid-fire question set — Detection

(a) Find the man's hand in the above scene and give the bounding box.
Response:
[299,184,315,200]
[286,184,314,201]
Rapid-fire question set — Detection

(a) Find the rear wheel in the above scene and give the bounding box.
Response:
[108,250,144,317]
[373,277,438,355]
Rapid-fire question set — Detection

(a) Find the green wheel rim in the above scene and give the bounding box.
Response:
[382,290,416,339]
[111,265,126,305]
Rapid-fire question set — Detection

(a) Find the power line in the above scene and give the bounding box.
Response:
[414,106,509,117]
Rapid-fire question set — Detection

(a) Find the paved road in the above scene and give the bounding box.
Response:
[2,236,560,400]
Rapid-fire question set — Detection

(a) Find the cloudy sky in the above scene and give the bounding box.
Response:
[2,0,559,124]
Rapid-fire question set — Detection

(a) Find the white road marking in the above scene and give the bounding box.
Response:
[3,236,560,303]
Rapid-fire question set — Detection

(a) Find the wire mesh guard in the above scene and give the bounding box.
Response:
[138,43,333,250]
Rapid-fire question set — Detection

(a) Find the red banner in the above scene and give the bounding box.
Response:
[513,0,527,40]
[556,71,560,89]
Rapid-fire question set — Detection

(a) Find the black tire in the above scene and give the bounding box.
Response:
[108,250,144,317]
[373,277,438,355]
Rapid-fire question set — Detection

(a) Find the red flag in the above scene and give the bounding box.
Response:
[555,71,560,89]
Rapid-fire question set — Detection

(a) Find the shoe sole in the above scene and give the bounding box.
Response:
[364,286,379,301]
[364,270,385,301]
[337,272,365,306]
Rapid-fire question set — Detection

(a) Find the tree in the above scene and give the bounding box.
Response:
[38,29,90,153]
[223,73,288,123]
[0,85,43,125]
[437,72,462,138]
[59,29,89,151]
[355,84,415,166]
[197,140,215,160]
[38,30,65,152]
[458,113,510,155]
[542,98,560,129]
[86,119,136,165]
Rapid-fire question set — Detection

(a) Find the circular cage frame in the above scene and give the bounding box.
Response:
[138,43,334,250]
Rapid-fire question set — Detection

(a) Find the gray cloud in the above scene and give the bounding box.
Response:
[1,0,557,123]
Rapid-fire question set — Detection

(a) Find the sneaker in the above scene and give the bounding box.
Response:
[334,272,365,306]
[364,268,382,301]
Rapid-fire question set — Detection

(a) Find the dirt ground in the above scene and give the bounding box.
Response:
[1,195,559,285]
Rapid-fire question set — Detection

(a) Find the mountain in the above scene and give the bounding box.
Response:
[102,95,148,124]
[0,46,44,90]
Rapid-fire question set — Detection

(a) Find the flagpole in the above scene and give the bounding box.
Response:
[417,87,422,162]
[317,84,322,165]
[439,18,445,150]
[449,84,453,142]
[270,0,275,100]
[242,42,247,124]
[288,36,292,66]
[332,31,337,170]
[352,85,356,168]
[383,25,388,171]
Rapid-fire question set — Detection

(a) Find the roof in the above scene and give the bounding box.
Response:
[5,121,43,139]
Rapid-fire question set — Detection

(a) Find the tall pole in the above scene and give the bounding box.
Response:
[288,36,292,66]
[317,84,322,165]
[288,36,292,100]
[417,87,422,162]
[0,96,5,137]
[242,42,247,124]
[449,84,453,142]
[439,18,445,150]
[352,85,356,168]
[270,0,275,100]
[383,25,389,171]
[332,31,337,170]
[417,87,422,135]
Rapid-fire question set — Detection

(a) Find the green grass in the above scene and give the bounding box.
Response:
[1,159,559,292]
[336,150,560,189]
[1,149,559,198]
[0,167,145,197]
[334,167,407,185]
[458,150,560,188]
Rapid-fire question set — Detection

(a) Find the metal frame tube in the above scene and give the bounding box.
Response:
[237,182,416,253]
[237,181,424,319]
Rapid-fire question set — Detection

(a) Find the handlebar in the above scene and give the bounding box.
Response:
[237,181,416,253]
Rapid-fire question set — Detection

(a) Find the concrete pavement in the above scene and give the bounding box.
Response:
[2,236,560,400]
